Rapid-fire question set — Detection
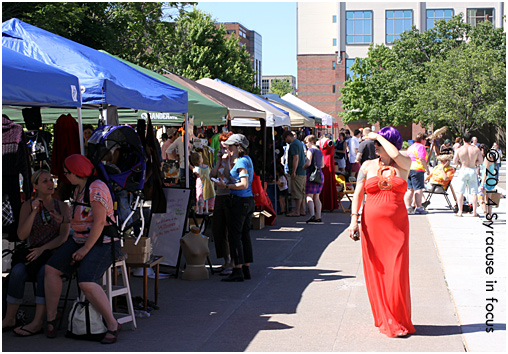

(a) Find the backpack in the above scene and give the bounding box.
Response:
[65,299,107,341]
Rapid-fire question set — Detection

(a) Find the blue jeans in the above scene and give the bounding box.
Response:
[46,238,120,283]
[7,263,46,305]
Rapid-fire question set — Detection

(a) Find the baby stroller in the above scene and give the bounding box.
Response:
[87,125,146,244]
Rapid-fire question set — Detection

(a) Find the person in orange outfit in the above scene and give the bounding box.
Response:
[348,126,415,338]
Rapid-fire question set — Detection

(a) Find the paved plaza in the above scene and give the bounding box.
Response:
[2,165,506,352]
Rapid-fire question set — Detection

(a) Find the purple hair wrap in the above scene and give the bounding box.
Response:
[378,127,403,150]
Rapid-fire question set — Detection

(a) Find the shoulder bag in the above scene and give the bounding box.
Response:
[66,299,107,341]
[309,149,322,184]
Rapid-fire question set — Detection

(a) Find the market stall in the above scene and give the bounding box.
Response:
[262,93,316,128]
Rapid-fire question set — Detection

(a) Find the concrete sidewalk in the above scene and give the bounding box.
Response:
[3,203,468,351]
[424,174,506,352]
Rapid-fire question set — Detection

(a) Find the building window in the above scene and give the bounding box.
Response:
[346,58,355,80]
[332,61,336,70]
[346,11,373,44]
[332,85,336,93]
[426,9,453,30]
[386,10,413,43]
[467,8,495,27]
[332,15,337,23]
[333,38,337,46]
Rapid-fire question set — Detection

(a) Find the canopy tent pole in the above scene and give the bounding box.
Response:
[184,112,189,189]
[272,126,277,216]
[77,107,85,155]
[262,118,267,186]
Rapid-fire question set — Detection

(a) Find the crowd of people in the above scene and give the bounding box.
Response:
[2,115,503,343]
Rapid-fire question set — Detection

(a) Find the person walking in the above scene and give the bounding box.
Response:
[479,144,497,216]
[215,134,255,282]
[452,132,483,217]
[303,135,324,223]
[348,126,415,337]
[283,130,307,217]
[404,133,429,214]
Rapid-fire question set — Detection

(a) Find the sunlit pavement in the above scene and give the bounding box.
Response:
[2,163,505,351]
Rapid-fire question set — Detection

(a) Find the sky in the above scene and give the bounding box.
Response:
[194,1,298,78]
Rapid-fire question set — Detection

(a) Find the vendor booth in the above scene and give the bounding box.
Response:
[262,93,316,128]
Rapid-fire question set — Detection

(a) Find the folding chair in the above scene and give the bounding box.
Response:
[336,174,356,212]
[422,183,456,210]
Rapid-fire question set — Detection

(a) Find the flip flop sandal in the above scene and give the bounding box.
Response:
[14,326,43,337]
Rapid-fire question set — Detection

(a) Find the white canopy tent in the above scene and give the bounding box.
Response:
[282,93,334,126]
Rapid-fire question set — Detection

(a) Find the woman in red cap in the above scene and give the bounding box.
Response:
[44,154,121,344]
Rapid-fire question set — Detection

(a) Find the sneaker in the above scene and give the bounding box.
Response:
[414,207,427,214]
[407,207,415,214]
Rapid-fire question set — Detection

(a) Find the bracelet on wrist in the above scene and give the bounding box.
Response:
[351,213,360,217]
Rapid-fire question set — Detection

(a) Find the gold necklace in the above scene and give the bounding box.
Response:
[377,157,396,190]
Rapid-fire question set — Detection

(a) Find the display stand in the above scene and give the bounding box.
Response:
[148,188,191,267]
[174,206,215,278]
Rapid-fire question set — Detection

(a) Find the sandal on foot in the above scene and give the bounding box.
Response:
[46,319,57,339]
[101,323,121,344]
[14,326,43,337]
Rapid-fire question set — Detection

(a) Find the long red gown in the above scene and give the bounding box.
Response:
[361,175,416,337]
[318,138,338,210]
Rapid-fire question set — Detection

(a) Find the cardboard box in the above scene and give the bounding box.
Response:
[251,210,272,230]
[122,237,151,264]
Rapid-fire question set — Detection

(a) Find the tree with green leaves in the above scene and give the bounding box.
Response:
[2,2,191,70]
[339,15,505,136]
[269,79,294,96]
[166,9,257,93]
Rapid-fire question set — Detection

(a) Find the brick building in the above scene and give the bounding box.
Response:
[297,2,505,140]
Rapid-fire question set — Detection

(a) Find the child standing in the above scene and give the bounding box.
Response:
[191,152,215,214]
[276,165,288,215]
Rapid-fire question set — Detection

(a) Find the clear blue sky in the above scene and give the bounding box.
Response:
[194,1,297,78]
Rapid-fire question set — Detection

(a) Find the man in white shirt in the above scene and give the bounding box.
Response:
[348,129,361,177]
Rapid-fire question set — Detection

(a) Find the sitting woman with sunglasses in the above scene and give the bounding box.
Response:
[44,154,120,344]
[348,127,415,337]
[3,169,70,336]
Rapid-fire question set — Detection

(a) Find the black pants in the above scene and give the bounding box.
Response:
[212,195,231,259]
[227,196,255,266]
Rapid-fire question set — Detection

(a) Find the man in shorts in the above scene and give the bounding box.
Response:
[453,132,483,217]
[283,130,306,217]
[404,133,430,214]
[348,129,361,177]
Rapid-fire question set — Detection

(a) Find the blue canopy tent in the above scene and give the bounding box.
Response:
[3,18,189,156]
[2,46,81,108]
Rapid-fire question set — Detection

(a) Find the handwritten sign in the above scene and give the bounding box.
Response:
[148,188,190,266]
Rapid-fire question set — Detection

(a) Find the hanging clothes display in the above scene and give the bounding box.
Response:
[26,130,52,170]
[318,137,338,211]
[2,115,32,242]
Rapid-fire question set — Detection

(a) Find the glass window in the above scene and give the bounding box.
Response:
[345,11,373,44]
[332,85,336,93]
[333,38,337,46]
[467,8,495,27]
[426,9,454,29]
[333,15,337,23]
[386,10,413,43]
[332,61,336,70]
[346,58,355,80]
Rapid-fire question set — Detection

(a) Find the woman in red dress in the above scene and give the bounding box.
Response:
[348,127,415,337]
[318,137,338,211]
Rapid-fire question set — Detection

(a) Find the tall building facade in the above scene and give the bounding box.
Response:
[261,75,297,95]
[220,22,262,89]
[297,2,505,139]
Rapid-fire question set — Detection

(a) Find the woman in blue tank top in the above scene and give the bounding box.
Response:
[216,134,255,282]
